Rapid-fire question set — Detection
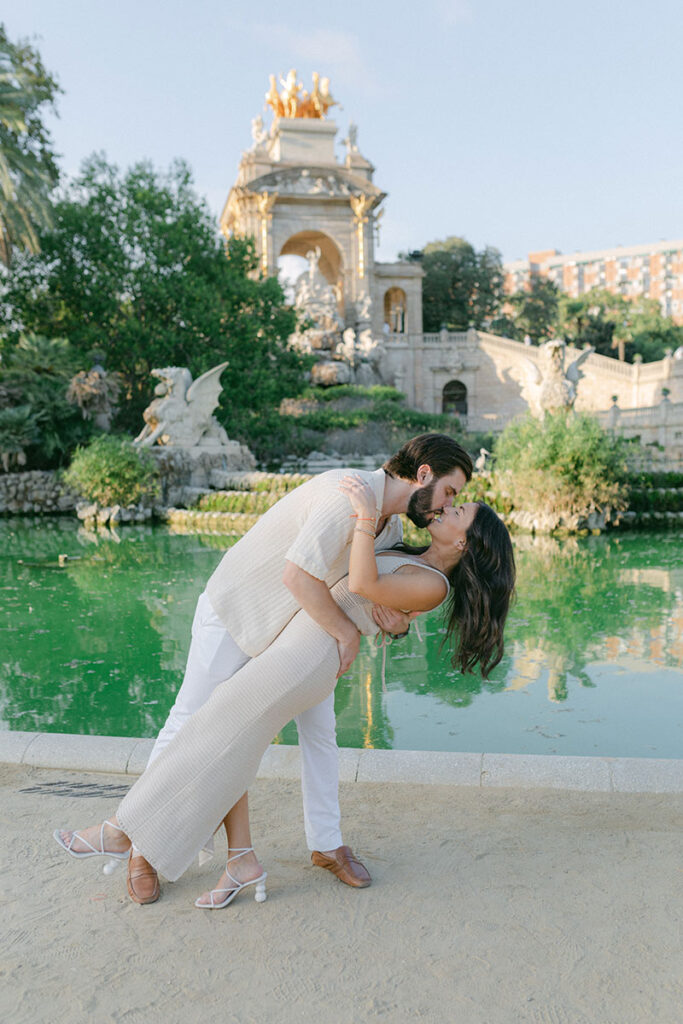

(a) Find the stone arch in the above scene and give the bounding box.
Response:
[280,231,343,287]
[384,287,407,333]
[443,380,468,416]
[277,253,308,303]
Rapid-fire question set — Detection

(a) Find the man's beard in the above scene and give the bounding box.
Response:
[406,481,440,528]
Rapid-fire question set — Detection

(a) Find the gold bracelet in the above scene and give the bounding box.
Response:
[354,525,376,538]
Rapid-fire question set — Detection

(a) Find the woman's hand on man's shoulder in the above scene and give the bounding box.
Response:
[338,474,377,520]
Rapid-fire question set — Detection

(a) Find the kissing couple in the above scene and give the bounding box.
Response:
[55,433,515,908]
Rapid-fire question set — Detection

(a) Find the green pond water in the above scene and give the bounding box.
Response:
[2,518,683,758]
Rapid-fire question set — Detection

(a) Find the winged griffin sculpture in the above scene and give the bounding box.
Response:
[133,363,231,449]
[514,339,594,419]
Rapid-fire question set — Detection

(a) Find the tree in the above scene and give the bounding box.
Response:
[507,277,559,343]
[406,236,505,332]
[0,24,60,266]
[0,333,91,468]
[628,298,683,363]
[557,289,683,362]
[1,156,306,452]
[558,290,631,359]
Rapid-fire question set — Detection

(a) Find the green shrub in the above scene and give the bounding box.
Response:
[0,405,39,471]
[627,486,683,513]
[299,384,401,405]
[459,473,514,515]
[248,475,310,493]
[194,491,279,514]
[627,470,683,489]
[267,384,492,466]
[63,435,159,506]
[0,334,93,469]
[493,411,629,515]
[291,385,459,435]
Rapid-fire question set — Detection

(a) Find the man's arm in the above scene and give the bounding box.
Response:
[282,561,360,676]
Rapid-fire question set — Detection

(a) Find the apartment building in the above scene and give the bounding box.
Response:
[504,240,683,323]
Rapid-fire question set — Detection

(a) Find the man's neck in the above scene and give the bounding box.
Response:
[379,471,414,517]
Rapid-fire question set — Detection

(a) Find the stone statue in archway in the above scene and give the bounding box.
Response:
[288,249,391,387]
[290,248,352,384]
[355,290,373,324]
[292,247,344,351]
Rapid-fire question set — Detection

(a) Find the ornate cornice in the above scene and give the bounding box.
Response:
[244,165,384,204]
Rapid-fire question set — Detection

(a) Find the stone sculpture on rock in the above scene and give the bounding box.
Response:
[134,363,255,502]
[288,248,389,388]
[353,328,385,387]
[515,339,594,419]
[134,364,236,449]
[290,248,352,386]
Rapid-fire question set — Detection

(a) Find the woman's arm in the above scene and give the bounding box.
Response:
[338,476,447,613]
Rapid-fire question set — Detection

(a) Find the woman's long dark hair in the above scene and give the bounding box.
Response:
[395,502,515,678]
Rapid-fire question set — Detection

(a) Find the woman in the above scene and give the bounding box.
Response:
[55,477,515,908]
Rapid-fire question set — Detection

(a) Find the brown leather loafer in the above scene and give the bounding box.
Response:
[126,853,160,905]
[311,845,371,888]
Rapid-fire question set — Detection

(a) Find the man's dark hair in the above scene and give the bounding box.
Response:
[383,433,473,482]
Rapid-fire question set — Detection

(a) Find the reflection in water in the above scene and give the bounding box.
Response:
[1,518,234,737]
[502,532,683,697]
[2,519,682,757]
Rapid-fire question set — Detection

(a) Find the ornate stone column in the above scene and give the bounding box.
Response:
[350,194,374,282]
[256,192,278,274]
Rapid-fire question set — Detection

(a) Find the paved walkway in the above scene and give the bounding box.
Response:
[2,760,682,1024]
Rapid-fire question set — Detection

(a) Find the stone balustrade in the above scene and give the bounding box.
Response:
[383,328,683,434]
[595,397,683,451]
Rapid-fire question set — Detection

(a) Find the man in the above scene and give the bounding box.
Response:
[127,434,472,903]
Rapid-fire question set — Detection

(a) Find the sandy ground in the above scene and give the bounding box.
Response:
[1,762,682,1024]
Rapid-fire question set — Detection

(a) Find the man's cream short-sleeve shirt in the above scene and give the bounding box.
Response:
[205,468,403,657]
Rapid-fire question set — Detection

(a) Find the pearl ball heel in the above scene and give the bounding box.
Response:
[195,847,267,909]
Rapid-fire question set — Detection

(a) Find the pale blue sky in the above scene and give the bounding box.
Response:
[6,0,683,263]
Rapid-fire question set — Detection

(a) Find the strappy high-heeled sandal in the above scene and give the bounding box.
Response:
[53,820,130,862]
[195,847,267,909]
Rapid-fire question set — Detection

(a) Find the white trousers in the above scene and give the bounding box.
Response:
[148,591,343,852]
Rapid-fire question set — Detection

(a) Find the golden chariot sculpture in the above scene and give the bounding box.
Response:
[265,70,339,120]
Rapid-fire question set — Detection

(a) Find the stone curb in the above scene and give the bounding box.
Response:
[2,730,683,793]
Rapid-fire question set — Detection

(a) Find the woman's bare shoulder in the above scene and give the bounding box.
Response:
[392,562,426,575]
[394,562,448,593]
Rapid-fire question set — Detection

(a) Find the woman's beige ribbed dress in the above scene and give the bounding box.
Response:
[116,555,449,881]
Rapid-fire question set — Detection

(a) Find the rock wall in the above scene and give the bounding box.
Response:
[0,441,258,516]
[151,445,256,507]
[0,471,77,515]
